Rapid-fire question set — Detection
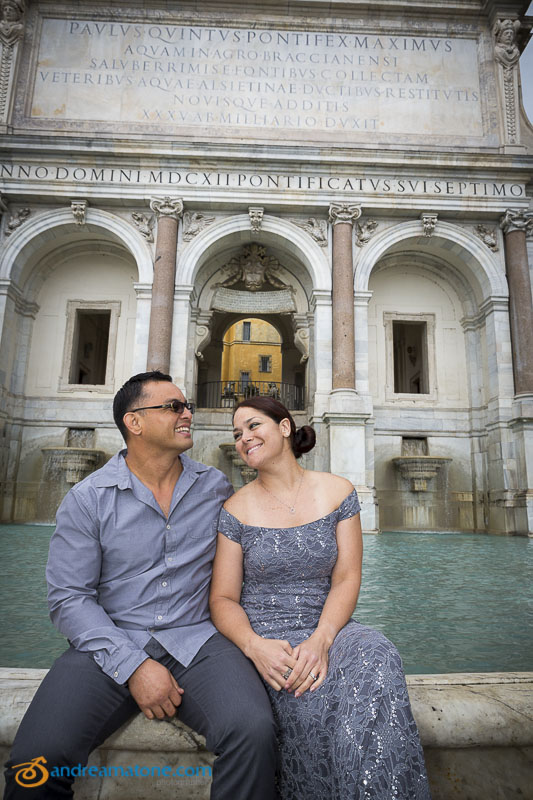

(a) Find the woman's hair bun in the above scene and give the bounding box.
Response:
[292,425,316,458]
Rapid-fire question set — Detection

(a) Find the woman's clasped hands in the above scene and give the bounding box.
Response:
[248,632,329,697]
[284,632,329,697]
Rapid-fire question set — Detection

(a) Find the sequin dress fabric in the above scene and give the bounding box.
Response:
[218,489,431,800]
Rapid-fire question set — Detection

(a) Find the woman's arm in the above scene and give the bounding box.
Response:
[285,509,363,697]
[210,533,297,691]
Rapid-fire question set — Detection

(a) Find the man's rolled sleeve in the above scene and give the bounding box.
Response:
[46,488,148,684]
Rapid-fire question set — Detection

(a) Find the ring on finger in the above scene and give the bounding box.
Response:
[309,671,318,681]
[282,667,293,680]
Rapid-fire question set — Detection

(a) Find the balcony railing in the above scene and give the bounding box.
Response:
[196,381,305,411]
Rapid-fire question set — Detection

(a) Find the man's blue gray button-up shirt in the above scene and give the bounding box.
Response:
[46,450,233,684]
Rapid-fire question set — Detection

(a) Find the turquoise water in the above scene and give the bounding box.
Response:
[0,525,532,674]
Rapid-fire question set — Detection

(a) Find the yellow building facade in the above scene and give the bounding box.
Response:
[221,319,282,394]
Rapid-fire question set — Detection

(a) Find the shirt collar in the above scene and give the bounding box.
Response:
[93,450,209,489]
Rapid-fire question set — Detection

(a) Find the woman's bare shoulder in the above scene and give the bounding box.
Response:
[306,471,354,504]
[223,481,257,515]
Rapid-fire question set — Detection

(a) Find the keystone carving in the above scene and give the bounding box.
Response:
[421,213,438,237]
[70,199,88,225]
[248,206,264,232]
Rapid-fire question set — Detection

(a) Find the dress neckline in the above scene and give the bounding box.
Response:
[221,488,358,531]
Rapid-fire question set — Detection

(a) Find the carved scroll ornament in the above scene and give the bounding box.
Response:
[493,19,521,144]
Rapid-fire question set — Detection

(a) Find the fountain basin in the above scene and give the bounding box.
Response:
[41,447,105,485]
[393,456,452,492]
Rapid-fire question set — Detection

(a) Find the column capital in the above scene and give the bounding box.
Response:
[328,203,362,226]
[150,196,184,220]
[500,209,533,235]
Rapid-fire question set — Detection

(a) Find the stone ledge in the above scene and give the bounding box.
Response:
[1,669,532,800]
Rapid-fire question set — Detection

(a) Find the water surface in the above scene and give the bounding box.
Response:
[0,525,531,673]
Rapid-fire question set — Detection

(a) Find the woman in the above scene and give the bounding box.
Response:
[210,397,431,799]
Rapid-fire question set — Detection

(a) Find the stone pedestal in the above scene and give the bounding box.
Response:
[323,389,377,532]
[509,394,533,536]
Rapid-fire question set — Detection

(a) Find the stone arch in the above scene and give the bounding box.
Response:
[177,212,331,291]
[180,214,324,411]
[0,207,153,290]
[354,219,507,306]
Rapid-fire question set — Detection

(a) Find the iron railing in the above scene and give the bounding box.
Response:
[196,380,305,410]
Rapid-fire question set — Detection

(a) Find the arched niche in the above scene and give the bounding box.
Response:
[0,207,152,293]
[188,232,315,411]
[355,219,507,307]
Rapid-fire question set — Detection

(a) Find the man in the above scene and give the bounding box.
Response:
[4,371,277,799]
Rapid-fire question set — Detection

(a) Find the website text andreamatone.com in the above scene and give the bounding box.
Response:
[11,757,212,788]
[50,764,212,779]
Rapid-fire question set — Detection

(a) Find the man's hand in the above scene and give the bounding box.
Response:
[128,659,184,719]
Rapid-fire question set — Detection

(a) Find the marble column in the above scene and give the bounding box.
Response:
[323,204,376,531]
[328,203,361,390]
[500,209,533,396]
[146,197,184,373]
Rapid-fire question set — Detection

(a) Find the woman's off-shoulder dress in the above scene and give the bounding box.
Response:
[218,489,431,800]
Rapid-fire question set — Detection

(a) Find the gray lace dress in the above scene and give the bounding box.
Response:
[218,489,431,800]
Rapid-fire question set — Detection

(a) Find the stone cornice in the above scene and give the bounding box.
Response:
[2,136,533,176]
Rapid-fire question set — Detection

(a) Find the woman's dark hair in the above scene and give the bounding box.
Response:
[233,396,316,458]
[113,370,172,440]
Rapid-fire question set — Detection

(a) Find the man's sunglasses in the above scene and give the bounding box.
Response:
[128,400,195,415]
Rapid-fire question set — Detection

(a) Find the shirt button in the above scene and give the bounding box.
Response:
[157,615,163,620]
[114,671,119,678]
[166,524,171,530]
[162,581,167,587]
[168,557,173,562]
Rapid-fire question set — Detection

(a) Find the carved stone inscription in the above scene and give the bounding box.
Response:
[30,19,483,139]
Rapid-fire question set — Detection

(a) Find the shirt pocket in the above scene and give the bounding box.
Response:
[179,490,225,538]
[188,518,219,539]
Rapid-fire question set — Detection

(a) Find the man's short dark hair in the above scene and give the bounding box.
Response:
[113,371,172,441]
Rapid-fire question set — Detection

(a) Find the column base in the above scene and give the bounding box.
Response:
[328,387,373,415]
[322,394,378,533]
